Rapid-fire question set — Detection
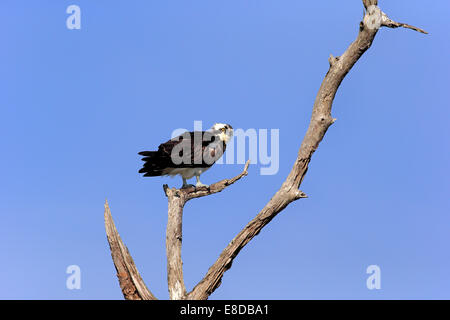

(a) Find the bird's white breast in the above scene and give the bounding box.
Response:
[163,167,211,179]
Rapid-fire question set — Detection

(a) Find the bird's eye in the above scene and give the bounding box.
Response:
[220,128,226,132]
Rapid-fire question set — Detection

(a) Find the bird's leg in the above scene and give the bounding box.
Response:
[195,175,209,188]
[181,177,194,189]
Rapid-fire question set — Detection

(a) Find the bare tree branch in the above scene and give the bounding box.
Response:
[165,188,187,300]
[363,0,427,34]
[104,200,157,300]
[163,160,251,299]
[381,13,428,34]
[186,1,427,300]
[105,0,427,300]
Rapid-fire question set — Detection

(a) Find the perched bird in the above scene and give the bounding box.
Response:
[139,123,233,188]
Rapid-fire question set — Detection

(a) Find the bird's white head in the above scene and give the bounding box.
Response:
[211,123,233,143]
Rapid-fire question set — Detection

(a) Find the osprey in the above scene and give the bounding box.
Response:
[138,123,233,188]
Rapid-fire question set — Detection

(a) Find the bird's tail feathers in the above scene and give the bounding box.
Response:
[138,150,169,177]
[138,151,158,157]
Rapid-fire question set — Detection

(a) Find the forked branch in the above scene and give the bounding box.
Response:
[186,1,427,300]
[164,160,250,300]
[105,0,427,300]
[105,161,250,300]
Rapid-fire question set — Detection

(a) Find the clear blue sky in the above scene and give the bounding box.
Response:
[0,1,449,299]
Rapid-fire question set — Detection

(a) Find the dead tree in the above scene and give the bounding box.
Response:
[104,0,427,300]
